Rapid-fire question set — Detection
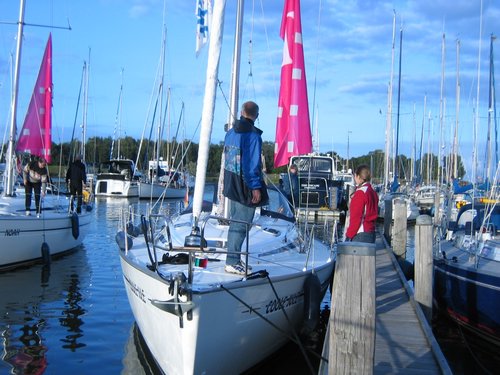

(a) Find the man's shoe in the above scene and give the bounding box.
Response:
[36,213,40,218]
[225,263,246,275]
[25,210,31,216]
[240,260,252,271]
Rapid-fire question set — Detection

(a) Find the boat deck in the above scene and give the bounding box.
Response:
[319,233,452,374]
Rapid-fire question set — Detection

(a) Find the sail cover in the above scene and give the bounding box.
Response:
[274,0,312,168]
[16,34,52,163]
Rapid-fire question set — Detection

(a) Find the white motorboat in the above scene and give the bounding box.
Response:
[94,159,139,197]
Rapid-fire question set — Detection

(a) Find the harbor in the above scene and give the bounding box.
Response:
[0,196,496,374]
[1,0,499,373]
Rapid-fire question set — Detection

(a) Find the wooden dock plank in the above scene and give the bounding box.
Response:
[318,233,452,374]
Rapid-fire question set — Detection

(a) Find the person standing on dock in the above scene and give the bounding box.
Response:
[66,154,87,214]
[345,164,379,243]
[223,101,269,275]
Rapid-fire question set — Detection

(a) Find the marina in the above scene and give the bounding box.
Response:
[1,0,499,374]
[0,196,497,374]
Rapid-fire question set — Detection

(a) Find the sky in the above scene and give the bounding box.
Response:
[0,0,499,177]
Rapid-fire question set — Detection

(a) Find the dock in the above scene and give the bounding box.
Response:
[319,233,452,374]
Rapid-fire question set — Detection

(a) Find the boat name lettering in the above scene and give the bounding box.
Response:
[265,292,301,314]
[5,228,21,236]
[303,183,320,189]
[124,275,146,303]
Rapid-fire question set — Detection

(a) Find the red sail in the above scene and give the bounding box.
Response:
[274,0,312,168]
[16,34,52,163]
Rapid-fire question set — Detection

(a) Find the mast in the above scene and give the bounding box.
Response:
[216,0,244,219]
[437,32,445,187]
[191,0,227,225]
[485,34,496,184]
[82,48,91,163]
[392,23,403,192]
[383,10,396,194]
[4,0,26,197]
[452,40,460,179]
[473,0,483,188]
[418,95,426,183]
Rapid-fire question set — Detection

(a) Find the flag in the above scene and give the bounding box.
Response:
[195,0,212,56]
[274,0,312,168]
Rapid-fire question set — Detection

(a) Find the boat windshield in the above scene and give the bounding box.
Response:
[292,157,333,173]
[261,188,295,221]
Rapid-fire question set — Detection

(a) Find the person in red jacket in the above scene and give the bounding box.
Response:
[345,165,379,243]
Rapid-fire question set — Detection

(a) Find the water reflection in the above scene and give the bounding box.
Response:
[0,249,89,373]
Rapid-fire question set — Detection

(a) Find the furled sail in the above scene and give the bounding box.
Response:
[274,0,312,168]
[16,33,52,163]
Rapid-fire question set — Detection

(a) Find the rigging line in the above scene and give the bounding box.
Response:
[219,283,327,368]
[242,0,256,102]
[310,0,323,130]
[69,62,85,167]
[258,0,279,98]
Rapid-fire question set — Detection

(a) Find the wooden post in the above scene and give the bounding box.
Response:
[392,198,407,258]
[414,214,433,322]
[329,242,376,375]
[383,197,392,243]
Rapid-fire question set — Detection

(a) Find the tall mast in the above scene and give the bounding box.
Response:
[5,0,25,196]
[82,48,91,163]
[217,0,244,219]
[453,40,460,179]
[383,10,396,193]
[392,23,403,191]
[485,34,496,183]
[192,0,227,224]
[437,32,445,187]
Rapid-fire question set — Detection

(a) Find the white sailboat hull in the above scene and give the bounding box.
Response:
[118,207,334,374]
[138,181,186,199]
[0,195,91,270]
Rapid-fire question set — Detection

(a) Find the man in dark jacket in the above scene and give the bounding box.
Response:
[66,154,87,214]
[223,101,268,275]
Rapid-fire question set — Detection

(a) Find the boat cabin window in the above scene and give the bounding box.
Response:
[292,157,332,173]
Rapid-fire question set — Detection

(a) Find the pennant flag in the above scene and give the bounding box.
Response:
[16,34,53,163]
[195,0,212,56]
[274,0,312,168]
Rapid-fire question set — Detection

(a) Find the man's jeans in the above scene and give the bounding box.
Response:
[226,200,256,265]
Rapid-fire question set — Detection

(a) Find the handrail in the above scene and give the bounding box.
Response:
[144,213,253,281]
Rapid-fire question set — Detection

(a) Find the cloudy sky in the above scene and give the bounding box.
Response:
[0,0,498,177]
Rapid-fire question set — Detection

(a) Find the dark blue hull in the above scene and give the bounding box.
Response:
[434,259,500,347]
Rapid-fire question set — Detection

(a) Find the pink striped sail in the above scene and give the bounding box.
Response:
[16,34,53,163]
[274,0,312,168]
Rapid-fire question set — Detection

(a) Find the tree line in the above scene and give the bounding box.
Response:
[7,136,465,183]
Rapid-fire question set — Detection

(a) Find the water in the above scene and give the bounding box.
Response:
[0,201,496,374]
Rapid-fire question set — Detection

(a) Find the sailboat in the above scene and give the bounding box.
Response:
[94,72,140,198]
[433,31,500,350]
[0,2,91,271]
[116,1,335,373]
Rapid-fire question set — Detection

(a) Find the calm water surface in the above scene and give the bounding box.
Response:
[0,201,496,374]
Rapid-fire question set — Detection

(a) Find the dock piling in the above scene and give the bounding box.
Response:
[392,198,407,258]
[414,214,434,322]
[328,241,376,375]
